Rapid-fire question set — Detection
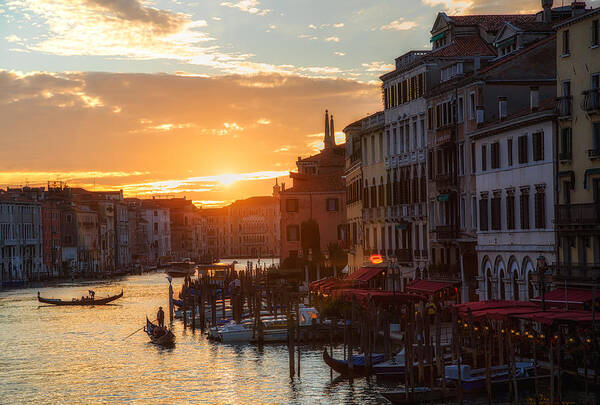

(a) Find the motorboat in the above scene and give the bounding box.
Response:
[165,261,196,278]
[445,362,534,392]
[217,321,253,343]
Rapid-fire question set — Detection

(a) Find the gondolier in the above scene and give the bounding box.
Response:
[157,307,165,328]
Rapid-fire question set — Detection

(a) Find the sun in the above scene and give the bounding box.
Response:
[217,174,238,186]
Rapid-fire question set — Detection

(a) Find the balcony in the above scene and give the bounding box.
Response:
[558,151,572,162]
[589,149,600,160]
[556,203,600,225]
[583,89,600,114]
[434,126,455,147]
[434,225,459,240]
[554,264,600,282]
[433,172,457,188]
[556,96,572,119]
[395,249,412,263]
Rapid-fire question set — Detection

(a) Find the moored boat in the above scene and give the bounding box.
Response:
[322,349,385,377]
[217,321,253,343]
[444,362,534,392]
[165,261,196,278]
[145,318,175,346]
[37,290,123,306]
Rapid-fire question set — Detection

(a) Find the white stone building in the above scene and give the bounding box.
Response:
[0,200,44,283]
[471,96,556,301]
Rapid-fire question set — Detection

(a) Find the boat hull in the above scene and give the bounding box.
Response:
[37,290,123,306]
[145,318,175,346]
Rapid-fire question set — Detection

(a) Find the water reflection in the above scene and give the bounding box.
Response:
[0,272,595,404]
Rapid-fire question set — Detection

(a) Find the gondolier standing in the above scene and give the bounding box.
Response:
[157,306,165,328]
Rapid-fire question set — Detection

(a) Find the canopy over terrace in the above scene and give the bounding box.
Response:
[406,279,457,298]
[513,309,599,325]
[309,266,385,294]
[531,288,600,309]
[331,288,426,308]
[453,300,540,318]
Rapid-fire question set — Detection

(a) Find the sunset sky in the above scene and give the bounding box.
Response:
[2,0,595,207]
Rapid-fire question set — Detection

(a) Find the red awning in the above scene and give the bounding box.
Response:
[309,277,349,293]
[453,300,539,318]
[531,288,600,306]
[331,288,426,307]
[406,279,456,295]
[514,309,598,325]
[470,306,541,321]
[347,266,384,282]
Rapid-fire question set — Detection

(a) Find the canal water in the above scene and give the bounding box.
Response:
[0,272,596,404]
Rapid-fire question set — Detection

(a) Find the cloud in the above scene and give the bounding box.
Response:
[6,35,21,42]
[308,24,317,29]
[380,19,418,31]
[324,36,339,42]
[334,51,345,56]
[1,70,380,201]
[333,23,344,28]
[10,0,213,63]
[83,0,187,33]
[361,61,394,72]
[220,0,270,16]
[421,0,544,14]
[273,146,290,152]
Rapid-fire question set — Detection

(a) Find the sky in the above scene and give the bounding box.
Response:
[2,0,596,207]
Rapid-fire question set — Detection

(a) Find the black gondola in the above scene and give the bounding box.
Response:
[144,318,175,346]
[37,290,123,306]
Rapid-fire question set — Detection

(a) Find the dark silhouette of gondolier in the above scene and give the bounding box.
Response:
[157,307,165,328]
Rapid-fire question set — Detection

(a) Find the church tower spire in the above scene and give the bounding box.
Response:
[323,109,335,149]
[329,114,335,147]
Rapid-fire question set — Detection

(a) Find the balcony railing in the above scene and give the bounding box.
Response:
[395,249,412,263]
[557,96,572,118]
[558,151,572,161]
[583,89,600,114]
[433,224,459,240]
[433,172,457,187]
[554,263,600,281]
[556,203,600,225]
[589,149,600,159]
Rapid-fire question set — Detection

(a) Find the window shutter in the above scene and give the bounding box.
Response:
[594,124,600,151]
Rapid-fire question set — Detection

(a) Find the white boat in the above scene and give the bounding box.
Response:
[445,361,534,392]
[218,321,253,343]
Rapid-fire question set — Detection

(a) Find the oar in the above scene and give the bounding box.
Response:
[123,326,145,340]
[123,319,157,340]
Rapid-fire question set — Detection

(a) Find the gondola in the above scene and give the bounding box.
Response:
[144,318,175,346]
[37,289,123,306]
[322,349,385,378]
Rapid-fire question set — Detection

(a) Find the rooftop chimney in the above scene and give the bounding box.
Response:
[542,0,553,23]
[530,86,539,111]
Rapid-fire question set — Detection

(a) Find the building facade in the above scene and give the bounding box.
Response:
[0,198,44,283]
[280,110,347,272]
[472,99,556,301]
[344,119,364,272]
[555,7,600,287]
[227,196,280,259]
